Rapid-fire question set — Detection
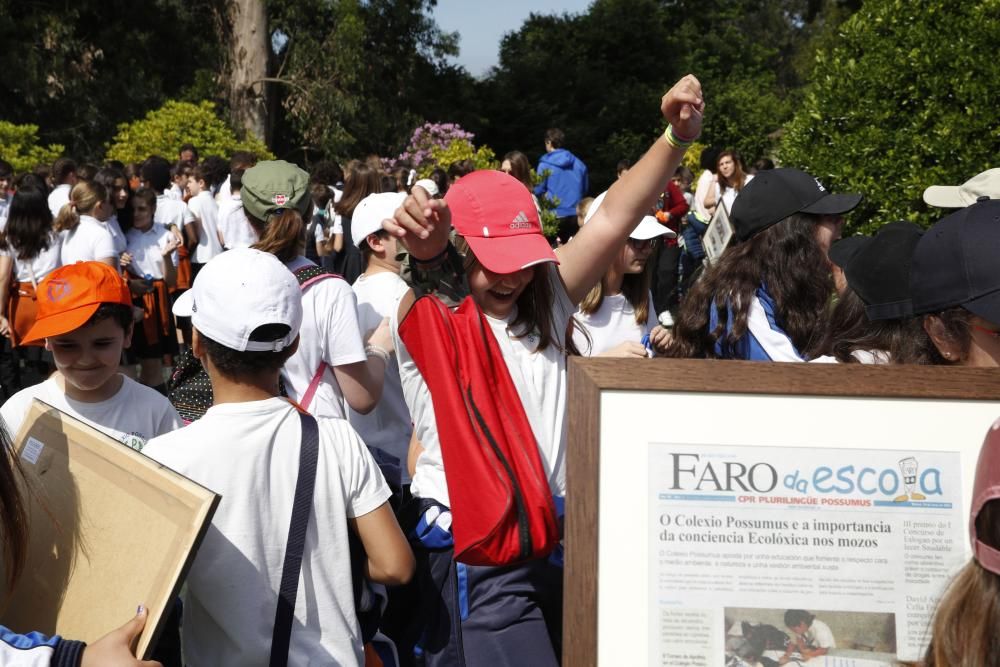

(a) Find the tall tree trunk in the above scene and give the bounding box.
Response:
[225,0,269,145]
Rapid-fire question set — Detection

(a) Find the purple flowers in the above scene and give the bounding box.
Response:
[386,122,476,170]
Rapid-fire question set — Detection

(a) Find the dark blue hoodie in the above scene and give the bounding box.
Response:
[534,149,588,217]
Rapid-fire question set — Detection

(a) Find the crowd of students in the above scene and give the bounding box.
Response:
[0,72,997,666]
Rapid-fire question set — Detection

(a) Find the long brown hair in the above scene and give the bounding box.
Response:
[0,422,29,590]
[579,246,653,326]
[820,287,935,364]
[503,151,534,191]
[913,500,1000,667]
[249,209,306,263]
[666,214,832,359]
[335,163,381,218]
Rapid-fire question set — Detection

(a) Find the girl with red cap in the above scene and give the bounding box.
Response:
[385,75,704,667]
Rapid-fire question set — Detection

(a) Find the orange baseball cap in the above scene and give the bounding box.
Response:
[22,262,132,343]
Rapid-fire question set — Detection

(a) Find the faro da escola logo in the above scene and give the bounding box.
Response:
[665,453,941,504]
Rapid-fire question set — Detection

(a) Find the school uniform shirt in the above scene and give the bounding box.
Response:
[47,183,71,218]
[167,183,184,201]
[0,375,182,451]
[218,198,257,250]
[142,398,390,667]
[392,264,575,507]
[0,193,11,230]
[572,290,657,356]
[187,190,223,264]
[102,214,128,259]
[803,619,836,649]
[349,271,413,483]
[281,256,367,419]
[1,232,62,283]
[125,223,174,280]
[59,215,116,265]
[154,193,194,231]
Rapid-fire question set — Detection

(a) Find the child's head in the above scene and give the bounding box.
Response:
[23,262,133,394]
[783,610,813,634]
[673,165,694,191]
[446,171,563,348]
[352,192,406,271]
[141,156,172,194]
[1,179,52,260]
[131,188,157,230]
[616,159,631,179]
[544,128,565,151]
[54,181,111,231]
[178,143,198,163]
[94,166,131,212]
[501,151,533,190]
[51,157,78,187]
[229,168,244,194]
[575,196,594,227]
[173,248,302,382]
[310,182,332,211]
[187,165,209,197]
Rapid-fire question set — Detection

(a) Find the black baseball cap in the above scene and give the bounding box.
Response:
[830,222,924,321]
[910,199,1000,323]
[731,168,863,242]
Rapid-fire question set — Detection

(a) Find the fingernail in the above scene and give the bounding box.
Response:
[137,604,145,615]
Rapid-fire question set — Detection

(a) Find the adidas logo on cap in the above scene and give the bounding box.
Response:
[510,211,532,229]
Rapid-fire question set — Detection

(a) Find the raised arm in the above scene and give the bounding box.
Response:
[554,75,704,304]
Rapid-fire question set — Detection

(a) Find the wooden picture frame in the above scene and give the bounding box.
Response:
[564,359,1000,666]
[1,400,220,659]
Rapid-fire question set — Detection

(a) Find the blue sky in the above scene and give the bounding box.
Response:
[431,0,594,77]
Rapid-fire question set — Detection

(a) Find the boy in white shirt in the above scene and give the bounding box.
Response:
[125,188,182,390]
[216,169,257,250]
[348,192,413,484]
[0,261,182,451]
[184,165,223,277]
[142,248,413,666]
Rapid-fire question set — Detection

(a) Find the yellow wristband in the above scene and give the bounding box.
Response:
[663,125,695,149]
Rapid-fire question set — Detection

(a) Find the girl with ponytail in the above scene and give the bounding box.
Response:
[56,181,117,267]
[241,161,392,419]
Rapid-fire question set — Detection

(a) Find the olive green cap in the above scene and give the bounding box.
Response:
[240,160,311,222]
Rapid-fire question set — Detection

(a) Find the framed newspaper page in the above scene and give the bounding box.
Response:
[702,201,734,263]
[564,359,1000,667]
[0,399,220,659]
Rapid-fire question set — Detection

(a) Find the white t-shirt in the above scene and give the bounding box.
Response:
[187,191,223,263]
[715,173,754,215]
[125,223,174,280]
[0,194,11,230]
[0,375,182,451]
[60,215,116,265]
[102,215,128,258]
[167,184,184,201]
[1,232,62,283]
[47,184,71,218]
[393,264,574,506]
[218,198,257,250]
[804,618,836,649]
[281,256,367,419]
[154,194,194,231]
[350,271,413,482]
[573,290,657,356]
[142,398,390,667]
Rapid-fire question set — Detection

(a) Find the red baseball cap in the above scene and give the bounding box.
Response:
[971,418,1000,575]
[444,170,558,275]
[22,262,132,343]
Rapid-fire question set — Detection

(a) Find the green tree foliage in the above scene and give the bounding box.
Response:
[780,0,1000,232]
[0,122,64,174]
[106,101,272,164]
[0,0,221,158]
[268,0,463,160]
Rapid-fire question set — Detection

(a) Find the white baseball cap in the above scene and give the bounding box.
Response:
[351,192,407,249]
[582,190,676,238]
[173,248,302,352]
[923,168,1000,208]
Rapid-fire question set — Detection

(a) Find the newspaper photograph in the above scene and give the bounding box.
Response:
[647,443,965,666]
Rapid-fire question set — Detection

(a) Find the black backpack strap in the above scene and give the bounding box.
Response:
[269,410,320,667]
